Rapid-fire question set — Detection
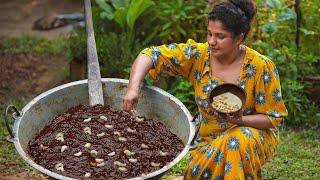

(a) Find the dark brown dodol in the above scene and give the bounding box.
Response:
[28,104,184,179]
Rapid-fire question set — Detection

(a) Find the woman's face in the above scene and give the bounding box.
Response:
[207,20,242,58]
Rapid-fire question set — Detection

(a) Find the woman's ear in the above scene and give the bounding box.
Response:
[236,33,245,44]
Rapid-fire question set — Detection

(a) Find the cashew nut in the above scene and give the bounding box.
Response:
[113,131,121,136]
[84,172,91,178]
[61,145,68,152]
[118,137,127,142]
[100,115,108,121]
[83,117,92,123]
[55,163,64,171]
[84,143,91,148]
[141,143,149,149]
[114,161,126,167]
[118,167,127,172]
[97,162,105,167]
[126,128,136,133]
[129,158,138,163]
[159,150,169,156]
[74,151,82,156]
[97,132,105,137]
[108,152,115,156]
[90,150,98,157]
[55,133,64,142]
[124,149,135,156]
[84,127,92,135]
[105,124,114,129]
[95,158,104,163]
[151,162,161,167]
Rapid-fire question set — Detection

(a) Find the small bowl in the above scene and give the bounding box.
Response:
[209,83,246,120]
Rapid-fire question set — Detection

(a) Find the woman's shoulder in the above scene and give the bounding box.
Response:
[185,39,208,49]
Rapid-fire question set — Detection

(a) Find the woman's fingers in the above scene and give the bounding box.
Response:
[123,98,133,112]
[123,90,139,113]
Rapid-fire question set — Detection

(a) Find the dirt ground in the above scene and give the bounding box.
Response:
[0,52,69,103]
[0,0,82,39]
[0,172,34,180]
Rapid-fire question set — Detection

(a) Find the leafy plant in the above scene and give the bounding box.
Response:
[167,77,196,113]
[95,0,154,33]
[96,31,142,78]
[154,0,208,43]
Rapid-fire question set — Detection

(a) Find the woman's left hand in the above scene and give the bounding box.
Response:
[214,110,244,125]
[225,114,244,125]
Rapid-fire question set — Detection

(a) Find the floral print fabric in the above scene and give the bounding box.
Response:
[141,39,288,179]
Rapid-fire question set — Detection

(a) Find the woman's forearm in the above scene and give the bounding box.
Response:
[241,114,274,129]
[128,53,154,92]
[123,53,154,112]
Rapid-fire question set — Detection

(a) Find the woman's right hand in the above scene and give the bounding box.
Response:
[122,53,154,114]
[123,88,139,114]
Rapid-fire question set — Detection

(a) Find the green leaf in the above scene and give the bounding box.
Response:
[114,7,128,28]
[96,0,114,19]
[127,0,153,30]
[178,0,184,8]
[279,10,296,21]
[300,28,316,36]
[100,12,114,20]
[96,0,113,12]
[111,0,129,9]
[262,22,277,34]
[177,25,187,36]
[162,22,172,31]
[266,0,282,9]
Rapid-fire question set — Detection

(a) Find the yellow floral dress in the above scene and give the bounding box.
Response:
[141,39,288,179]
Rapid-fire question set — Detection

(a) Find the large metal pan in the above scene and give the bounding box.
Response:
[4,78,197,180]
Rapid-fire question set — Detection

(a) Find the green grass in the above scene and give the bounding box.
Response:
[0,100,33,175]
[263,129,320,179]
[1,100,319,179]
[0,35,68,55]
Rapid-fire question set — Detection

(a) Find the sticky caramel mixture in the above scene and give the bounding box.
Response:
[28,105,184,179]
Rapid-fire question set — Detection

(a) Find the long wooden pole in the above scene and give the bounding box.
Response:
[84,0,104,106]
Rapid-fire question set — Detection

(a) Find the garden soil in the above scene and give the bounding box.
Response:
[0,52,68,104]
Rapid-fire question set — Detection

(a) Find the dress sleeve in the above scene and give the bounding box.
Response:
[141,39,203,82]
[254,58,288,129]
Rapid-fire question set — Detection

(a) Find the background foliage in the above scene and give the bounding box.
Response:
[68,0,319,128]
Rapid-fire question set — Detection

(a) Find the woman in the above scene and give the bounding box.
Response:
[123,0,288,179]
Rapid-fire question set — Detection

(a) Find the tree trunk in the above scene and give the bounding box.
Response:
[295,0,301,50]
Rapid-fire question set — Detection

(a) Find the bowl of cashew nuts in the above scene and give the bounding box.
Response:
[209,83,246,121]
